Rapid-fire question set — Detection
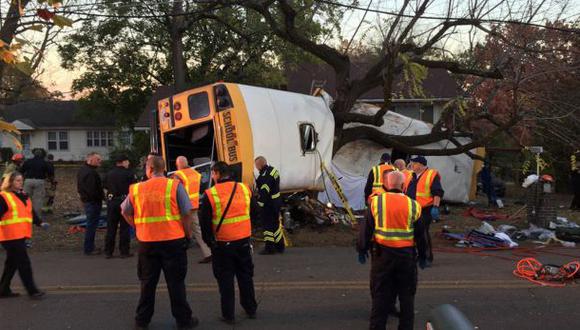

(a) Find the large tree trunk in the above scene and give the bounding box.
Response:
[169,0,191,92]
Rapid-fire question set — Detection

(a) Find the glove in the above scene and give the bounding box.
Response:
[418,258,427,270]
[358,251,368,264]
[430,207,440,221]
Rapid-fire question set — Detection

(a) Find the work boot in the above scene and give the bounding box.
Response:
[0,291,20,299]
[177,317,199,329]
[29,291,46,300]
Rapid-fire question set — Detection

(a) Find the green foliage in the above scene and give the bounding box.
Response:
[58,1,329,128]
[399,54,428,98]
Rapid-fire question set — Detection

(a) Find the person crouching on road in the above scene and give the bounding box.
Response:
[358,171,422,330]
[0,172,47,299]
[199,161,257,325]
[121,156,198,330]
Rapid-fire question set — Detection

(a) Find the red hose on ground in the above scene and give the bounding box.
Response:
[512,257,580,287]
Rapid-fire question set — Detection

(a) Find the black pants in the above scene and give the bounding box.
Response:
[414,206,433,262]
[105,198,130,256]
[135,239,192,327]
[0,238,40,295]
[370,246,417,330]
[261,205,285,252]
[211,239,257,320]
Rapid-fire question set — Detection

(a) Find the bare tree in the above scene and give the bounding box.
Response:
[208,0,576,158]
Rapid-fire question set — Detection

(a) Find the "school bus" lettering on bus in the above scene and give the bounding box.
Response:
[222,110,238,162]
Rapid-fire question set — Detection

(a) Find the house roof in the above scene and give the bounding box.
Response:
[135,85,176,128]
[285,63,459,100]
[0,100,116,129]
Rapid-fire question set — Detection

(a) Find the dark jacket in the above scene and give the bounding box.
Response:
[21,156,54,180]
[104,166,136,197]
[255,165,281,208]
[199,177,258,246]
[77,163,104,203]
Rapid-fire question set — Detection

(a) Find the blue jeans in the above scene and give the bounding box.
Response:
[83,202,102,254]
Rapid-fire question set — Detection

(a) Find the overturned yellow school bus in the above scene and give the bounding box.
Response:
[150,83,335,191]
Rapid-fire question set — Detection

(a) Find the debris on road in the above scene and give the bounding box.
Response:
[513,257,580,287]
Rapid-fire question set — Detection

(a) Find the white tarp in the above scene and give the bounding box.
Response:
[319,103,476,210]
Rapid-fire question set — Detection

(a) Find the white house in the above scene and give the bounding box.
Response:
[0,101,132,161]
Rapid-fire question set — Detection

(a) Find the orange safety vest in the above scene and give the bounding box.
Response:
[173,168,202,209]
[368,187,386,204]
[129,177,185,242]
[371,164,396,195]
[414,169,439,208]
[370,192,421,248]
[0,191,33,242]
[206,181,252,242]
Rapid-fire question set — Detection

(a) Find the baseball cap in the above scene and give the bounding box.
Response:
[410,156,427,166]
[114,154,130,163]
[380,153,391,162]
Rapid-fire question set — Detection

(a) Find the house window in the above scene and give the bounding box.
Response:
[87,131,114,147]
[299,123,317,154]
[48,131,68,151]
[118,131,132,146]
[21,133,31,151]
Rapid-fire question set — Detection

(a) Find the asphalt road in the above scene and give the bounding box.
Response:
[1,246,579,330]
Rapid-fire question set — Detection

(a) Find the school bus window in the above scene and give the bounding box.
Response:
[187,92,211,120]
[299,123,317,154]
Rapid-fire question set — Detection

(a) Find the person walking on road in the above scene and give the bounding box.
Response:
[121,156,198,330]
[358,171,422,330]
[254,156,285,254]
[172,156,212,263]
[104,154,135,259]
[0,172,48,300]
[22,149,54,219]
[404,156,444,269]
[365,153,396,202]
[199,161,257,325]
[76,152,104,256]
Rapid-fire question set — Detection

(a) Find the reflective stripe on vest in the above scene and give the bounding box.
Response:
[174,168,202,209]
[370,192,421,248]
[129,178,185,242]
[0,191,33,242]
[206,182,252,242]
[372,164,396,194]
[415,169,438,207]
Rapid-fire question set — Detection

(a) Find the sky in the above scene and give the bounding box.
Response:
[32,0,580,98]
